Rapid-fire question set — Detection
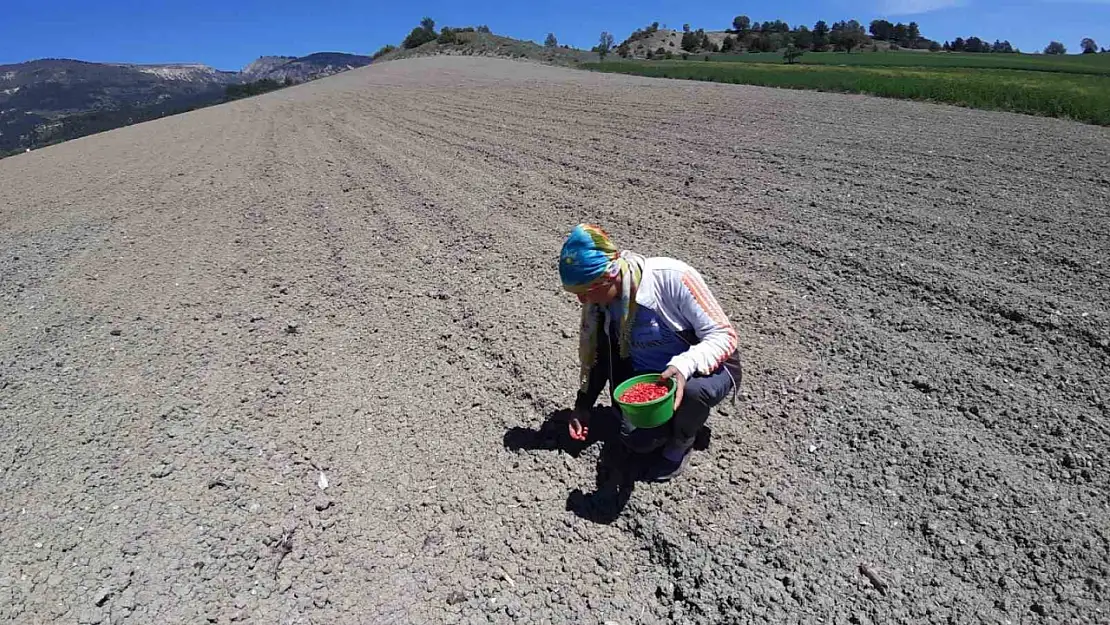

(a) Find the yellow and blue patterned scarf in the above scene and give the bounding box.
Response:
[559,224,646,392]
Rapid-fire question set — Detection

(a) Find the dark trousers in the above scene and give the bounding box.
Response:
[615,363,736,454]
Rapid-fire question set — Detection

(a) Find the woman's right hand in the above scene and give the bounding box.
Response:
[568,408,591,441]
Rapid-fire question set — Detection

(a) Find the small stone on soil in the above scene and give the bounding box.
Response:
[92,587,112,606]
[446,590,467,605]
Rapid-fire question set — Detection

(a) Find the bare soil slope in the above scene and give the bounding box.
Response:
[1,56,1108,625]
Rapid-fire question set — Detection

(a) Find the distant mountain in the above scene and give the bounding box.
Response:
[0,59,236,114]
[0,52,374,155]
[243,53,373,82]
[242,56,297,77]
[112,62,244,84]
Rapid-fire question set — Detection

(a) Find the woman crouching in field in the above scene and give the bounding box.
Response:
[559,224,742,482]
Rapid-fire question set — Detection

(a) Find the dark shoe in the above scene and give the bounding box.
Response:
[619,421,668,455]
[644,449,691,482]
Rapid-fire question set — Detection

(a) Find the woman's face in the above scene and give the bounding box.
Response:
[576,275,620,305]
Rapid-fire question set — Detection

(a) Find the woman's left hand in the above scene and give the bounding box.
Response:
[660,366,686,410]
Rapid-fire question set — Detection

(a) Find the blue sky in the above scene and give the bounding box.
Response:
[1,0,1105,69]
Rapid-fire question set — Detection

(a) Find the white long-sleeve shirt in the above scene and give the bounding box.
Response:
[602,256,739,381]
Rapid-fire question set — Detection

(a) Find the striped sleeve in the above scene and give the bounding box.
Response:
[666,268,738,380]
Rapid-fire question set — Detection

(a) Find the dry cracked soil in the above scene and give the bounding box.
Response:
[1,56,1108,625]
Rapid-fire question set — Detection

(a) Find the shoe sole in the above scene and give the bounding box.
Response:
[647,456,689,482]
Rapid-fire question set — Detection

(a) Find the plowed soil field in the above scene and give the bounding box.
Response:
[2,56,1108,625]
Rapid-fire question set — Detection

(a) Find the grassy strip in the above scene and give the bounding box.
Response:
[708,51,1110,76]
[583,61,1110,125]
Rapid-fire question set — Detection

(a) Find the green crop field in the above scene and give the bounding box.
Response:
[583,60,1110,125]
[708,50,1110,76]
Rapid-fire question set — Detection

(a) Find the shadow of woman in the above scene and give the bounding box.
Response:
[503,407,600,458]
[503,407,645,525]
[564,440,641,524]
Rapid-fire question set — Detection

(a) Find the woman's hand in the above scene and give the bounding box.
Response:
[568,408,591,441]
[660,366,686,410]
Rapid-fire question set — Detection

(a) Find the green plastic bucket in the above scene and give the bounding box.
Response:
[613,373,677,429]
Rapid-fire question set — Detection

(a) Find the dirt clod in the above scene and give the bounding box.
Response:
[859,564,889,595]
[150,464,173,478]
[446,590,467,605]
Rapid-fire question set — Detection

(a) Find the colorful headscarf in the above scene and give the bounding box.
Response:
[559,224,620,292]
[559,224,646,392]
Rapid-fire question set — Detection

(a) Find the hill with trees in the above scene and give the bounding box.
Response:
[372,18,595,65]
[608,14,1104,60]
[366,15,1105,69]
